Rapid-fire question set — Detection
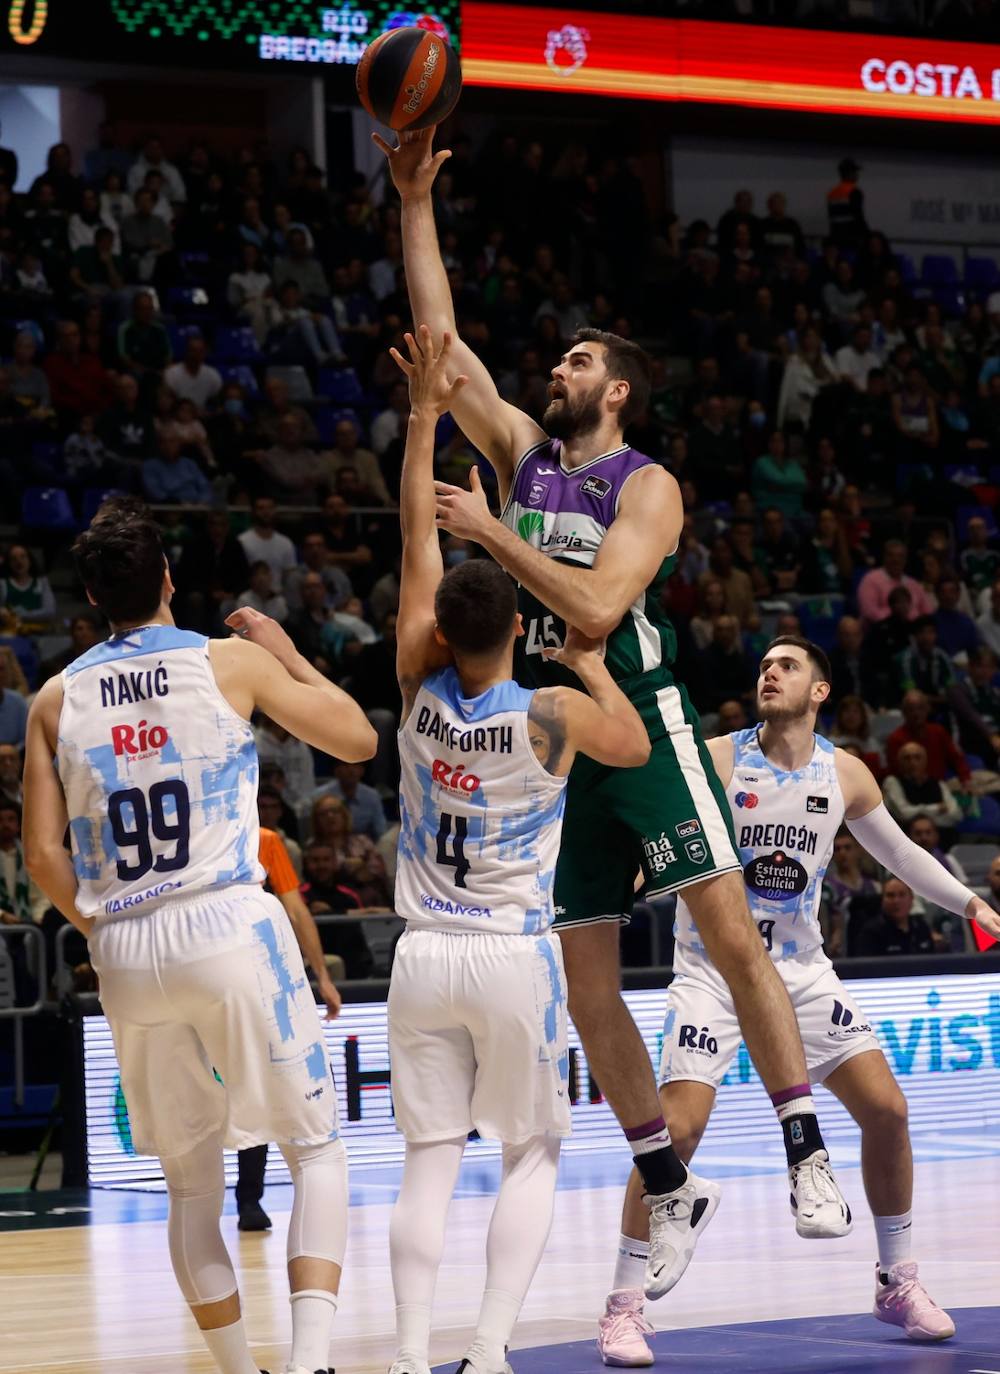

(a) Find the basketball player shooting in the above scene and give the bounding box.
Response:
[385,325,651,1374]
[376,126,851,1296]
[22,499,376,1374]
[596,635,1000,1365]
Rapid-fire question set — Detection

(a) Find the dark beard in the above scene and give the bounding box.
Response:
[758,696,813,723]
[543,387,605,440]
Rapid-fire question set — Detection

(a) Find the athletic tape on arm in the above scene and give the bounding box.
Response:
[846,803,974,918]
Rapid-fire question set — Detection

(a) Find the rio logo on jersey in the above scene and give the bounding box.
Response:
[111,720,169,760]
[431,759,481,793]
[735,791,759,808]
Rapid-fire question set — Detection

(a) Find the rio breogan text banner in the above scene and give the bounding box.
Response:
[84,972,1000,1186]
[461,3,1000,124]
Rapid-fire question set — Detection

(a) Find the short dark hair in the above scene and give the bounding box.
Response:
[764,635,832,685]
[912,615,936,634]
[570,328,651,428]
[434,559,517,657]
[72,497,165,626]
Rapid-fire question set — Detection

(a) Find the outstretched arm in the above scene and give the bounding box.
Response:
[374,128,544,484]
[838,748,1000,938]
[215,617,377,763]
[435,463,682,641]
[393,326,469,715]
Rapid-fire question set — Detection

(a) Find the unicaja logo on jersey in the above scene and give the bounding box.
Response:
[517,510,545,541]
[735,791,759,808]
[431,759,481,793]
[111,720,169,759]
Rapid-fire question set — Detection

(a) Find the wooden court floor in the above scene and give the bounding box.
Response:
[2,1153,999,1374]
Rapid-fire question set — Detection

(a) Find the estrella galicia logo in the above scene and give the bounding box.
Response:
[807,795,829,814]
[686,839,708,865]
[676,818,701,839]
[735,791,759,809]
[581,475,612,499]
[744,850,808,902]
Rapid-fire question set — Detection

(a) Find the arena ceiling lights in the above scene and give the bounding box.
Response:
[460,3,1000,125]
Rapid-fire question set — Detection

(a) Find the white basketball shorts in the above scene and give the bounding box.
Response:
[660,941,881,1090]
[88,884,338,1159]
[388,927,571,1145]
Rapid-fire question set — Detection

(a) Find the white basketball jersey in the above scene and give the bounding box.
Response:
[395,668,567,935]
[58,625,263,919]
[675,727,844,960]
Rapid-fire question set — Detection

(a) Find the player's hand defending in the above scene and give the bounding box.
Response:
[391,325,468,415]
[542,624,607,670]
[435,466,492,541]
[371,125,450,201]
[967,894,1000,941]
[225,606,297,668]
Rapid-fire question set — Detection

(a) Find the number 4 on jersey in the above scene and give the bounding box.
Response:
[436,811,471,889]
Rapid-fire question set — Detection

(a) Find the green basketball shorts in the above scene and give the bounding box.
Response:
[552,680,740,928]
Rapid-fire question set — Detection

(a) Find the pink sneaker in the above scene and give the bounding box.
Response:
[873,1262,955,1341]
[597,1290,655,1367]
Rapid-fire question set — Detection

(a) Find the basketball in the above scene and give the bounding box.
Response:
[356,25,462,132]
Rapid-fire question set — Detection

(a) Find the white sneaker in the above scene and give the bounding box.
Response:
[644,1171,721,1300]
[388,1360,432,1374]
[789,1149,852,1238]
[456,1359,513,1374]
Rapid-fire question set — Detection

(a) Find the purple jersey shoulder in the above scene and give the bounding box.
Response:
[510,440,655,520]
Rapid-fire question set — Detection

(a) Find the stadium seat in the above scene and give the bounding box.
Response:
[896,252,918,285]
[933,286,964,318]
[213,325,261,364]
[265,365,313,402]
[952,845,995,886]
[219,363,259,396]
[0,635,40,688]
[317,366,363,406]
[315,406,362,444]
[81,487,126,526]
[957,794,1000,837]
[166,322,203,359]
[166,285,212,316]
[957,505,999,541]
[21,486,76,530]
[966,257,1000,293]
[921,254,959,286]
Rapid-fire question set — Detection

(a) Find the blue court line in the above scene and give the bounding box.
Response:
[429,1308,1000,1374]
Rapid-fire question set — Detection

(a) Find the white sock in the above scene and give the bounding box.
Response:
[395,1302,432,1363]
[468,1289,522,1371]
[874,1211,913,1278]
[612,1234,649,1294]
[289,1288,337,1372]
[200,1317,260,1374]
[774,1093,815,1124]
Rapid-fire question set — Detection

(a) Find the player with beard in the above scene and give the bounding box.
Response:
[597,635,1000,1364]
[377,127,852,1301]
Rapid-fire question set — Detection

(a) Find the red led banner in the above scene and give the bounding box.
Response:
[461,3,1000,123]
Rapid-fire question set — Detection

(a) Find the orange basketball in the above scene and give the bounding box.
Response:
[356,25,462,132]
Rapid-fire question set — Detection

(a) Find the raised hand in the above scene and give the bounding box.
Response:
[371,125,450,201]
[391,325,468,415]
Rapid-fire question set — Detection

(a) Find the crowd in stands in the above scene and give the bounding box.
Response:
[0,122,999,979]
